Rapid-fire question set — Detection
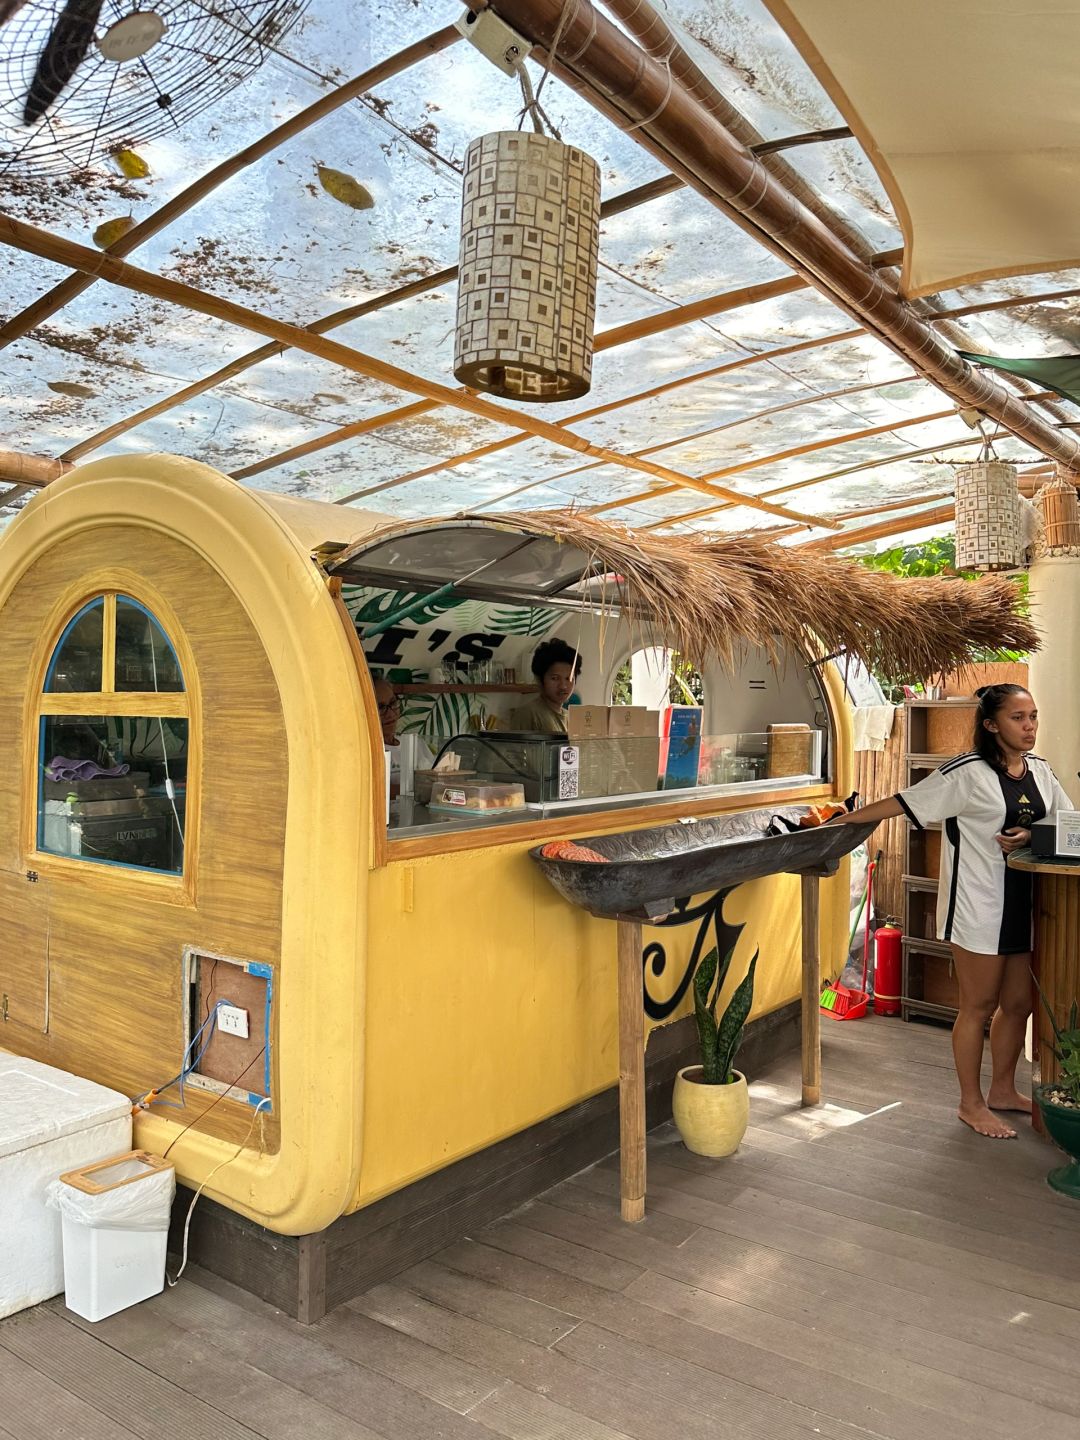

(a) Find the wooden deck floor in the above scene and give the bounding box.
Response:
[5,1016,1080,1440]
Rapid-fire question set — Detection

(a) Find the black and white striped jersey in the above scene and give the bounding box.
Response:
[896,753,1073,955]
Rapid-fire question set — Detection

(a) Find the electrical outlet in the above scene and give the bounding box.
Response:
[218,1003,249,1039]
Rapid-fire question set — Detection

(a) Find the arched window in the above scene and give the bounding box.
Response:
[37,594,190,876]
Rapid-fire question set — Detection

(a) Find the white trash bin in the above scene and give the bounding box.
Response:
[48,1150,175,1321]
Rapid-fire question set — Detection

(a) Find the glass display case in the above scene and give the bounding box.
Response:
[388,727,825,838]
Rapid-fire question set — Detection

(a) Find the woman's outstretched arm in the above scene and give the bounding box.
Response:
[831,795,904,828]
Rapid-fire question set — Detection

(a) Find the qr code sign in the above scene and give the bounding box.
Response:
[1065,829,1080,853]
[558,746,580,800]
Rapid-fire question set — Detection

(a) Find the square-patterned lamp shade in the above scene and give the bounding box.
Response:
[955,459,1023,571]
[454,131,601,403]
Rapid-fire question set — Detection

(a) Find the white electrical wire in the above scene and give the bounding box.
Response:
[166,1096,270,1288]
[145,606,185,847]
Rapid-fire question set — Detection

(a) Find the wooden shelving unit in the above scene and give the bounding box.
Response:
[901,699,977,1023]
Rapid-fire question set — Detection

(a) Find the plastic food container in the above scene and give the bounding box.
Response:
[414,768,476,806]
[428,780,526,813]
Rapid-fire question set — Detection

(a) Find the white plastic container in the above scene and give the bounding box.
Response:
[52,1150,175,1322]
[0,1052,132,1319]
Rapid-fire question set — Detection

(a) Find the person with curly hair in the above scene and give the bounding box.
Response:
[510,639,582,734]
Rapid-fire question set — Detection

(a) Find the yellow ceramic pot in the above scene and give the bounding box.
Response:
[672,1066,749,1157]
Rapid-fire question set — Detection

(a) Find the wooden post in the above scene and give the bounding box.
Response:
[800,873,821,1107]
[616,917,646,1222]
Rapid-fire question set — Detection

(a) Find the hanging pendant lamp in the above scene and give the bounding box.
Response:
[1035,465,1080,555]
[454,130,601,403]
[955,456,1023,571]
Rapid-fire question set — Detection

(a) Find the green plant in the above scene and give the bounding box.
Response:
[692,945,759,1084]
[1037,987,1080,1106]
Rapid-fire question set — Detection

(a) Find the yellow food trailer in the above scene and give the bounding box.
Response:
[0,452,1028,1318]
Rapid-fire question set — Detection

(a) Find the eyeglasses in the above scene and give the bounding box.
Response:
[377,695,403,715]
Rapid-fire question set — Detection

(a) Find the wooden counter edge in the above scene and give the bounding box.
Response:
[385,783,834,862]
[1007,847,1080,876]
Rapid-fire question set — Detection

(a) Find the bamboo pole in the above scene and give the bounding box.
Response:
[335,328,860,505]
[616,918,646,1223]
[62,172,688,464]
[0,28,462,354]
[800,874,822,1107]
[480,370,917,515]
[750,490,954,540]
[251,277,1059,500]
[230,273,809,483]
[0,449,73,487]
[802,502,958,551]
[584,408,957,518]
[486,0,1080,469]
[0,213,831,528]
[601,0,873,264]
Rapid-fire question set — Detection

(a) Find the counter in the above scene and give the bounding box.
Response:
[389,773,820,840]
[1007,848,1080,1117]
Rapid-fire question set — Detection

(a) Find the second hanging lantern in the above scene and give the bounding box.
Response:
[454,131,600,403]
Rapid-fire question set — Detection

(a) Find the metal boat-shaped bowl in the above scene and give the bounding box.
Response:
[530,807,876,919]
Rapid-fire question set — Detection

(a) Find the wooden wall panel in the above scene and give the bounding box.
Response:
[852,706,905,923]
[0,525,287,1151]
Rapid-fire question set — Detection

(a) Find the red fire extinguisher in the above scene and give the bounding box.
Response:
[874,921,903,1016]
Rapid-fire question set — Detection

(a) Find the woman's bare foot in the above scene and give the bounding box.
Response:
[958,1103,1017,1138]
[987,1087,1032,1114]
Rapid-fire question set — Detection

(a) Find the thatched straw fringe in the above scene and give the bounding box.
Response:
[345,510,1038,683]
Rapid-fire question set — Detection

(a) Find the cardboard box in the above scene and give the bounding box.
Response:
[566,705,609,739]
[608,706,658,739]
[608,737,661,795]
[574,737,611,798]
[766,723,813,779]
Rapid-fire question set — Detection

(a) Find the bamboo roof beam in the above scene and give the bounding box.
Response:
[0,214,833,529]
[61,126,856,464]
[487,0,1080,467]
[0,449,74,488]
[643,415,1061,531]
[332,277,1067,508]
[61,171,689,463]
[802,503,958,551]
[334,328,864,505]
[230,272,807,481]
[765,490,955,540]
[474,371,917,513]
[600,0,874,265]
[0,27,462,354]
[583,407,959,517]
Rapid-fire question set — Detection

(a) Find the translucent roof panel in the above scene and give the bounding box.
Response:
[2,0,1079,553]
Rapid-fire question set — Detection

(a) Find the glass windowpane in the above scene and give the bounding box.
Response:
[44,599,103,693]
[38,715,188,875]
[114,597,184,692]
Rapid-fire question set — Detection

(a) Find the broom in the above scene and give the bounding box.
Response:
[821,850,880,1019]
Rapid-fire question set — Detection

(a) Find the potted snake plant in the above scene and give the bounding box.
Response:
[1034,990,1080,1199]
[672,945,758,1157]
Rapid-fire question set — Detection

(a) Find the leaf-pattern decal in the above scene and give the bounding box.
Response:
[342,586,464,628]
[487,604,560,636]
[398,689,474,743]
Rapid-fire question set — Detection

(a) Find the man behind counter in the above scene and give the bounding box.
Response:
[373,676,433,795]
[510,640,581,734]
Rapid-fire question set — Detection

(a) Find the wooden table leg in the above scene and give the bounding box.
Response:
[616,917,646,1222]
[801,873,821,1108]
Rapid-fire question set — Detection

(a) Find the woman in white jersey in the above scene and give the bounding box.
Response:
[833,686,1073,1139]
